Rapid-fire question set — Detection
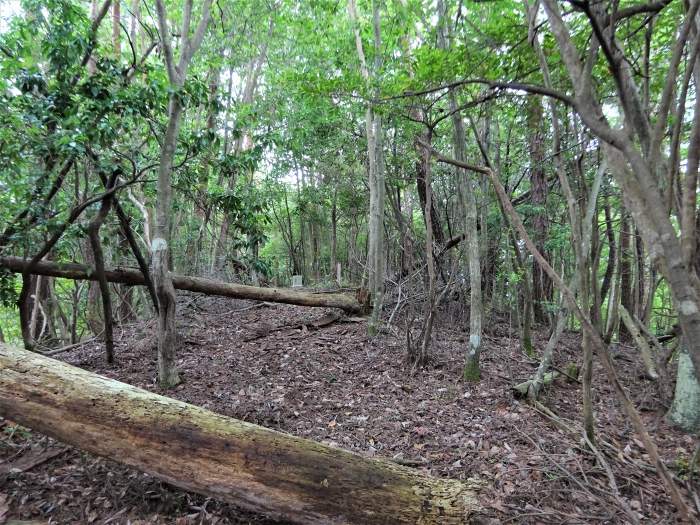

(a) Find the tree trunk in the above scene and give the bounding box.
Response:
[434,0,484,378]
[668,342,700,433]
[331,192,338,280]
[87,173,116,363]
[415,159,444,248]
[0,343,481,524]
[0,256,365,313]
[152,95,184,388]
[619,304,659,380]
[84,238,103,335]
[526,95,552,324]
[129,0,140,56]
[411,130,436,366]
[152,238,179,387]
[153,0,213,386]
[459,120,484,381]
[348,0,385,336]
[600,194,616,307]
[619,212,633,339]
[112,0,120,58]
[366,108,385,335]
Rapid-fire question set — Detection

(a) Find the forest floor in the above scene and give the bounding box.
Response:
[1,293,699,524]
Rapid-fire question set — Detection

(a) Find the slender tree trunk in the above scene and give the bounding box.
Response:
[87,0,99,75]
[87,173,117,363]
[434,2,482,376]
[619,212,633,339]
[462,123,484,381]
[152,96,183,388]
[411,130,435,367]
[415,160,444,249]
[152,0,211,386]
[619,304,659,380]
[605,233,623,343]
[366,110,386,334]
[331,190,337,281]
[84,237,103,335]
[600,194,616,307]
[112,0,120,58]
[634,228,646,319]
[509,232,534,357]
[129,0,140,56]
[19,273,36,350]
[522,5,598,437]
[348,0,385,335]
[526,95,551,324]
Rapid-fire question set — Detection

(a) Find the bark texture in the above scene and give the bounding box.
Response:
[668,343,700,433]
[348,0,386,335]
[0,256,365,313]
[526,95,552,323]
[0,343,481,524]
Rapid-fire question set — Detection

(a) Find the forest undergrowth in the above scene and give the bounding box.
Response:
[1,293,698,524]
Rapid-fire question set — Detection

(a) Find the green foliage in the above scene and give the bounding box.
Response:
[0,269,18,308]
[0,0,690,364]
[210,180,269,251]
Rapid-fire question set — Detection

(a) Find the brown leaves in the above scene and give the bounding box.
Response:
[0,446,67,475]
[4,298,695,523]
[0,494,8,525]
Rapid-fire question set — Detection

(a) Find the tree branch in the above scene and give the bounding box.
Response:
[154,0,177,83]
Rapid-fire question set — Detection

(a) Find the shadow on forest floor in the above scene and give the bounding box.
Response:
[1,293,698,523]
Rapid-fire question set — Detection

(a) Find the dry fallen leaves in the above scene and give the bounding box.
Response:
[0,494,8,525]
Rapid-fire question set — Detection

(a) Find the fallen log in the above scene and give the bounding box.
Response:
[0,256,364,314]
[0,344,481,524]
[511,363,580,399]
[512,371,560,398]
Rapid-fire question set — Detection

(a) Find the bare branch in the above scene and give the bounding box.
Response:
[384,78,574,106]
[183,0,213,70]
[79,0,113,68]
[650,0,700,168]
[154,0,177,83]
[181,0,194,51]
[609,0,674,24]
[347,0,370,81]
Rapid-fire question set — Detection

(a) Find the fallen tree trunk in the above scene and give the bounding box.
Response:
[512,371,560,398]
[0,344,481,524]
[0,256,364,314]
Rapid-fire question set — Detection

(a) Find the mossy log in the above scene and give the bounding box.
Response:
[512,362,581,399]
[0,344,481,524]
[512,371,560,398]
[0,256,364,314]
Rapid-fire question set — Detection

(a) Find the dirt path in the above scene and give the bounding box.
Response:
[1,295,697,523]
